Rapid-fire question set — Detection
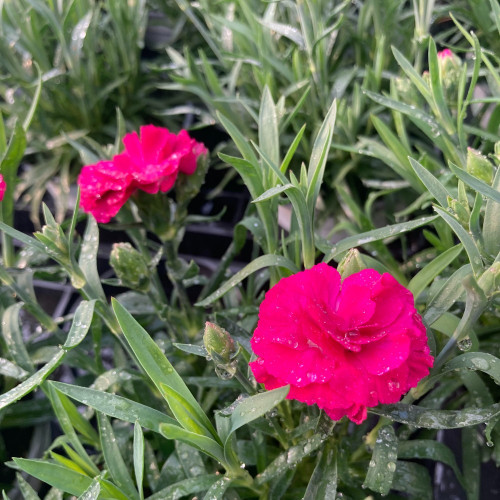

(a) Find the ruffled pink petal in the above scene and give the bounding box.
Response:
[139,125,171,164]
[334,270,379,328]
[353,330,411,375]
[78,161,135,223]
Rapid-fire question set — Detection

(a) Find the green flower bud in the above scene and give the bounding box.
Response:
[110,243,150,292]
[478,262,500,298]
[204,322,239,380]
[467,147,493,185]
[338,248,366,279]
[436,49,462,107]
[203,322,236,363]
[447,196,470,227]
[493,141,500,166]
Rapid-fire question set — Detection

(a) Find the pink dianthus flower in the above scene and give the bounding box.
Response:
[77,125,207,223]
[0,174,6,201]
[250,263,434,424]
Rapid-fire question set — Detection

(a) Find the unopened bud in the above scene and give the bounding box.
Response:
[447,196,470,226]
[478,262,500,297]
[467,148,493,184]
[338,249,366,279]
[110,243,150,292]
[203,322,236,363]
[436,49,462,106]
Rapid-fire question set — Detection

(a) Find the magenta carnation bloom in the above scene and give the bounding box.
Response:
[114,125,207,194]
[78,160,135,223]
[250,263,434,424]
[0,174,6,201]
[78,125,207,222]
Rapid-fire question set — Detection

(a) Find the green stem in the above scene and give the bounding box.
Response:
[163,239,192,313]
[0,204,15,267]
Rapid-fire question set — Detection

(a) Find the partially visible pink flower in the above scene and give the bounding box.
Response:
[0,174,6,201]
[250,263,433,424]
[78,125,207,222]
[437,48,454,59]
[78,160,135,223]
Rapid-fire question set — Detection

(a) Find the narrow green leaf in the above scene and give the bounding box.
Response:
[392,461,432,500]
[77,479,100,500]
[173,344,207,357]
[370,402,500,428]
[55,389,99,444]
[159,424,225,464]
[51,382,178,432]
[255,433,325,485]
[433,207,483,276]
[303,442,337,500]
[398,440,464,488]
[79,217,106,302]
[22,62,42,132]
[0,111,6,157]
[227,386,289,442]
[0,358,28,380]
[392,46,433,103]
[0,349,64,410]
[363,426,398,495]
[259,86,279,168]
[2,302,33,371]
[64,300,96,348]
[424,264,471,324]
[1,122,26,225]
[217,112,258,164]
[409,157,451,207]
[370,115,421,190]
[146,475,219,500]
[112,300,218,441]
[134,423,144,500]
[46,384,99,477]
[446,353,500,384]
[196,254,300,307]
[97,413,139,499]
[462,426,480,500]
[306,100,336,212]
[0,222,45,251]
[159,383,210,436]
[408,244,463,299]
[428,38,454,131]
[201,476,232,500]
[252,184,295,203]
[449,162,500,203]
[16,472,41,500]
[12,460,92,497]
[280,124,306,174]
[13,459,127,500]
[483,166,500,256]
[324,216,438,262]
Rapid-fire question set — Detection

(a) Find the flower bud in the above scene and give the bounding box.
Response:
[203,322,236,363]
[478,262,500,298]
[436,49,462,107]
[467,148,493,184]
[204,322,239,380]
[447,196,470,227]
[110,243,150,292]
[338,249,366,279]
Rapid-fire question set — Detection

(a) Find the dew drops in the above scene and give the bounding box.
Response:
[457,337,472,351]
[387,462,396,472]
